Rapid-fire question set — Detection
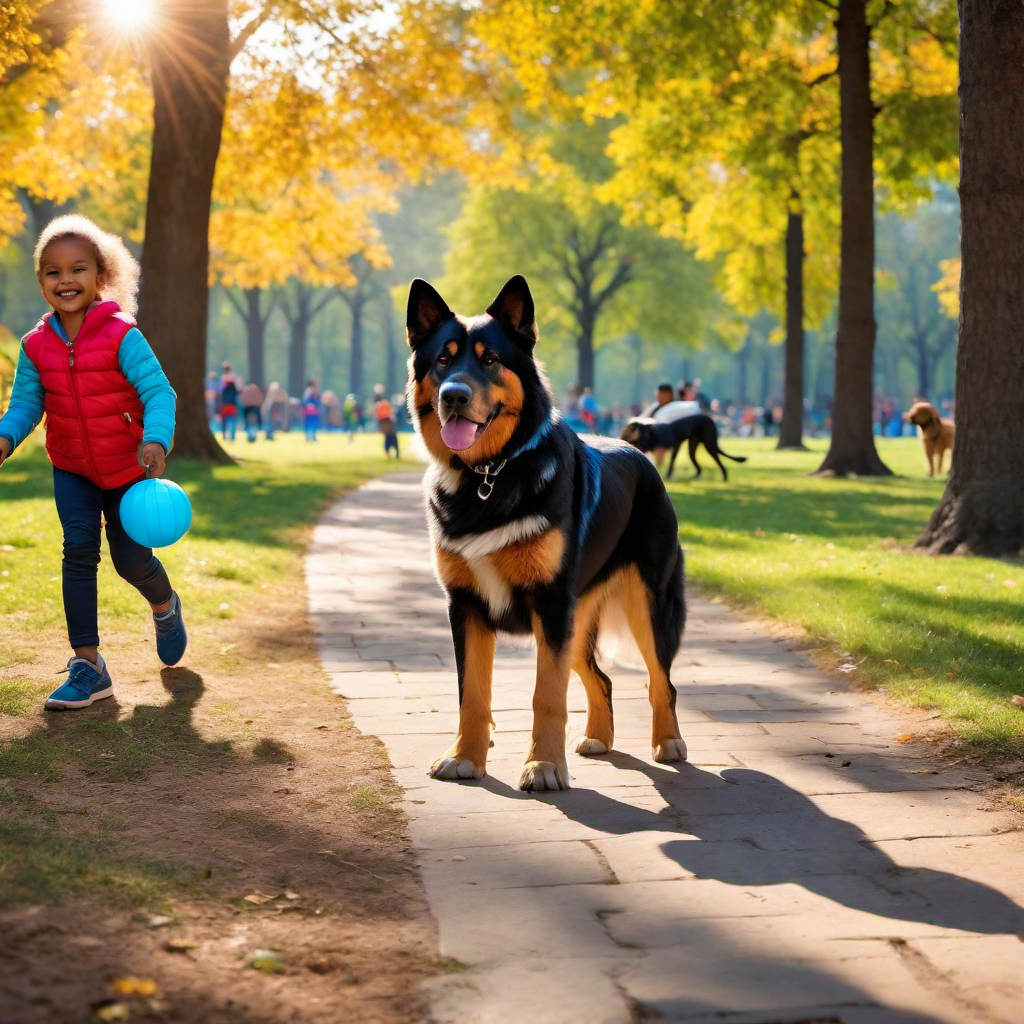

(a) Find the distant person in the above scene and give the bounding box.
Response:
[219,362,240,441]
[322,389,342,431]
[641,381,701,423]
[343,392,359,441]
[374,386,399,458]
[579,386,599,433]
[204,370,220,428]
[263,381,288,438]
[302,378,321,442]
[693,377,711,412]
[0,214,186,710]
[240,381,264,442]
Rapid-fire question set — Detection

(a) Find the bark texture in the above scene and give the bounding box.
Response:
[916,0,1024,557]
[137,0,231,462]
[777,210,807,449]
[814,0,891,476]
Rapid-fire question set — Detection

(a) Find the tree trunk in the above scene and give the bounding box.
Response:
[778,209,807,448]
[737,334,750,406]
[349,296,365,399]
[286,288,312,399]
[137,0,231,462]
[814,0,891,476]
[577,307,596,390]
[382,295,400,399]
[243,287,267,389]
[916,0,1024,557]
[914,334,930,399]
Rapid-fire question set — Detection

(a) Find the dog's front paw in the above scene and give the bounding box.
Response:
[653,738,688,763]
[429,756,485,781]
[576,736,609,756]
[519,760,570,792]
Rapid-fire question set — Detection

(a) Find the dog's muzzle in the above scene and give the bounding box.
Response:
[439,381,473,418]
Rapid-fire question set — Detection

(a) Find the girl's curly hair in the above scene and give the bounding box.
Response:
[34,215,141,318]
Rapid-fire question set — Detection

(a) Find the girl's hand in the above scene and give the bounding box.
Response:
[0,437,10,468]
[140,442,166,478]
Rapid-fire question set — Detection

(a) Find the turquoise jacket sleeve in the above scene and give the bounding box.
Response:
[119,327,176,453]
[0,340,45,452]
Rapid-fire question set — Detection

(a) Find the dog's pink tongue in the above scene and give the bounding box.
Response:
[441,415,479,451]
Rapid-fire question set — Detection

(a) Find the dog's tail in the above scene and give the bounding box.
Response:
[717,448,747,463]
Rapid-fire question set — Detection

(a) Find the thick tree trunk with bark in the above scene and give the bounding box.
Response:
[814,0,891,476]
[916,0,1024,557]
[137,0,231,462]
[778,210,807,448]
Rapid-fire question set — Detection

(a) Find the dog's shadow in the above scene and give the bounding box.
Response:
[480,753,1024,936]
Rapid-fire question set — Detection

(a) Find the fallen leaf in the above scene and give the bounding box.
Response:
[284,890,301,900]
[945,672,956,678]
[250,948,287,974]
[1012,695,1024,709]
[450,855,467,862]
[273,788,296,795]
[897,734,915,742]
[1003,579,1017,589]
[840,761,851,767]
[112,976,157,997]
[91,1001,129,1023]
[883,659,900,666]
[163,938,198,953]
[243,892,277,905]
[316,725,330,730]
[145,914,174,929]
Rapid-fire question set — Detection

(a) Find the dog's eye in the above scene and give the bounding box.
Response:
[437,353,451,368]
[481,353,497,368]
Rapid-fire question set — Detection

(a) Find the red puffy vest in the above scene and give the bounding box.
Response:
[23,301,146,490]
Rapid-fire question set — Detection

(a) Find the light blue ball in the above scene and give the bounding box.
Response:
[120,478,193,548]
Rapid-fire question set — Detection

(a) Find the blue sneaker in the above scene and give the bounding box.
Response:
[154,591,187,666]
[46,657,114,711]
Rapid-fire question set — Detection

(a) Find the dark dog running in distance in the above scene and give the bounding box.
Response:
[621,414,747,481]
[407,274,688,792]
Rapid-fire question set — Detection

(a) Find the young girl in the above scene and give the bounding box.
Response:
[0,215,187,710]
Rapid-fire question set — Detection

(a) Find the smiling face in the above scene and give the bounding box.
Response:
[37,237,106,316]
[407,276,550,468]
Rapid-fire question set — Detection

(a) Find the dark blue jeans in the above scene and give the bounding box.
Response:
[53,467,172,649]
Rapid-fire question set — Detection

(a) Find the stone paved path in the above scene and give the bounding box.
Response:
[306,473,1024,1024]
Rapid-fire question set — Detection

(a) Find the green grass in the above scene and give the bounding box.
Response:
[0,431,415,663]
[0,429,415,907]
[668,436,1024,758]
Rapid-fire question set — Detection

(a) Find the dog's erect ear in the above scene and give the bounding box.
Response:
[486,275,538,351]
[407,279,454,350]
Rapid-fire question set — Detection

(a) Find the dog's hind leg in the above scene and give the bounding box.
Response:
[570,593,613,756]
[707,442,729,482]
[688,437,703,479]
[666,444,681,480]
[620,560,687,763]
[520,597,573,792]
[430,599,495,781]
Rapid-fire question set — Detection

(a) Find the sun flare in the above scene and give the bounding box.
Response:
[100,0,158,33]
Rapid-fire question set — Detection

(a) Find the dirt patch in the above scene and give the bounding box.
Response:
[0,552,437,1022]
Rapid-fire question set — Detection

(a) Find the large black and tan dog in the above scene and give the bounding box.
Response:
[621,414,747,481]
[407,275,687,792]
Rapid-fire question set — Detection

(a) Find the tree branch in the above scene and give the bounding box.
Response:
[229,6,274,61]
[224,287,247,320]
[311,286,341,319]
[592,258,635,312]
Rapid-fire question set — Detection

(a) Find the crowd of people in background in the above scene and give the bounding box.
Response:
[561,379,951,441]
[205,361,952,455]
[205,362,409,454]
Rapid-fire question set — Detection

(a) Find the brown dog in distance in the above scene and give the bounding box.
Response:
[904,400,955,476]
